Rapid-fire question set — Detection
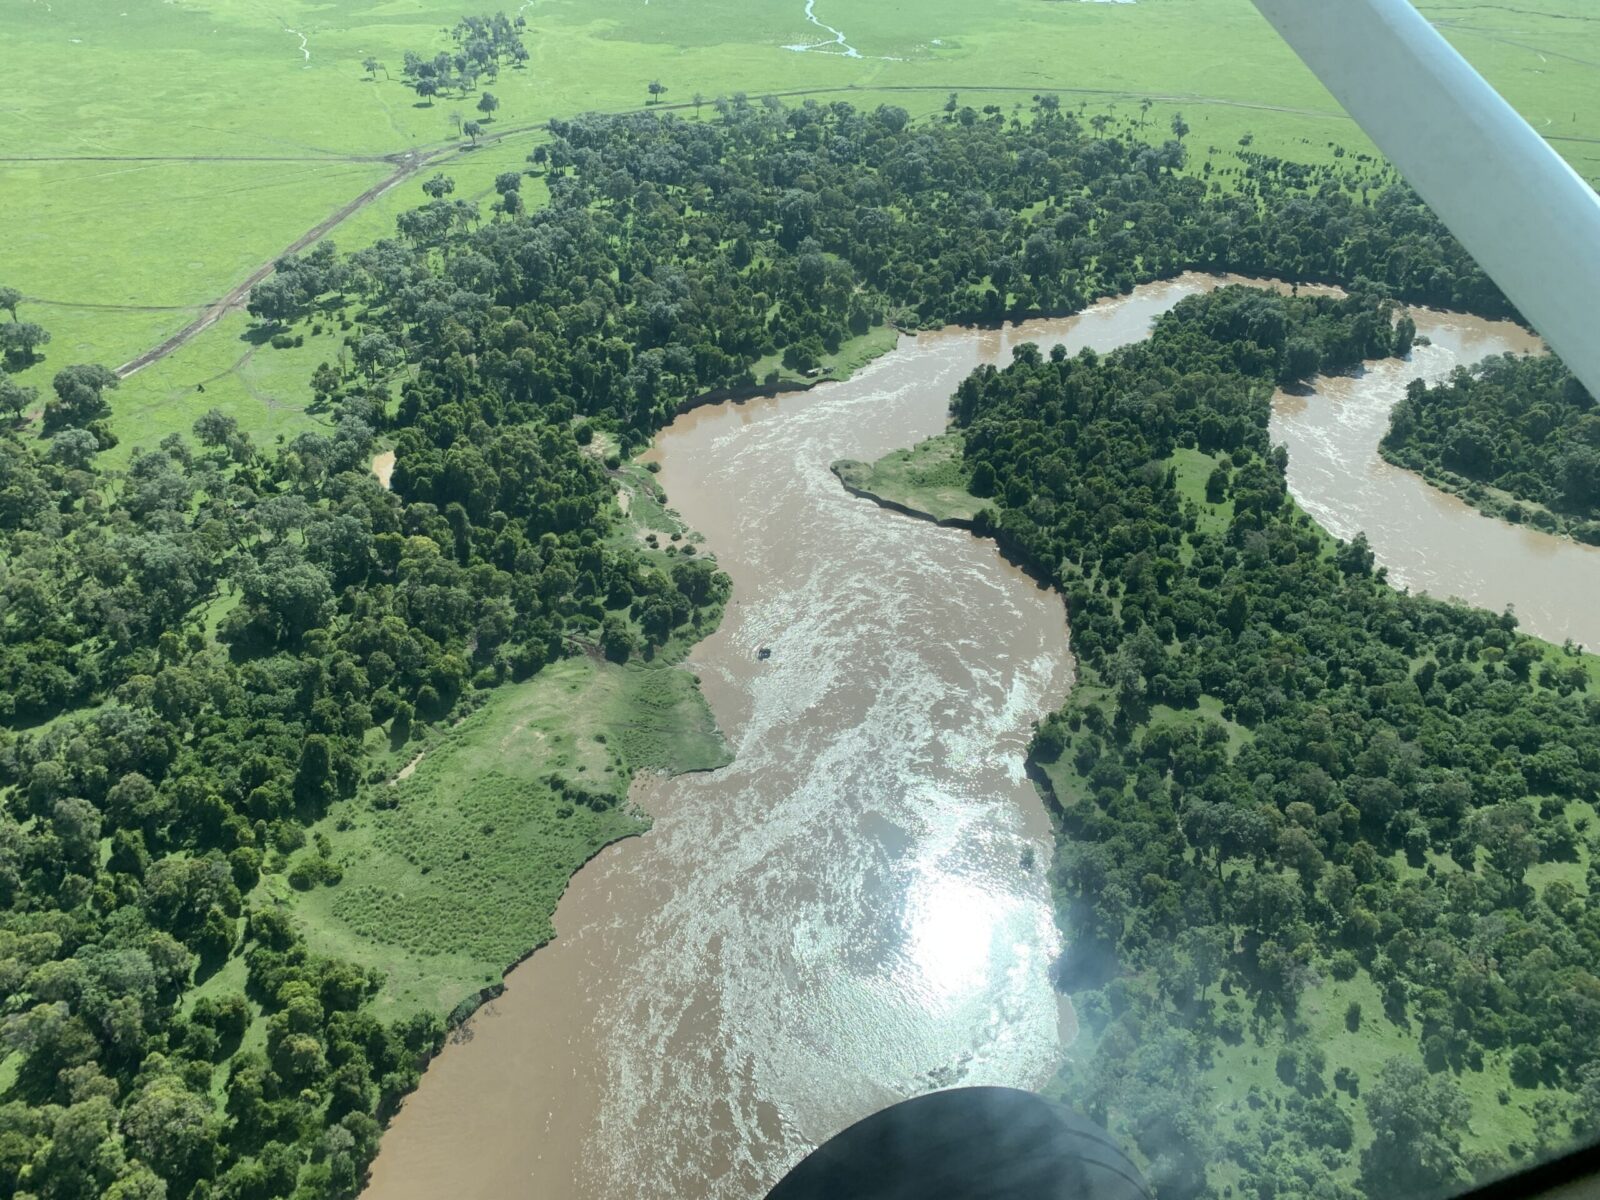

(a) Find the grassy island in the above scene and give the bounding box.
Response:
[832,434,984,527]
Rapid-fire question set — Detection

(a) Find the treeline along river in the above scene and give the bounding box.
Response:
[363,276,1599,1197]
[10,99,1594,1200]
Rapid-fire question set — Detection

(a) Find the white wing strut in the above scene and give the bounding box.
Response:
[1249,0,1600,400]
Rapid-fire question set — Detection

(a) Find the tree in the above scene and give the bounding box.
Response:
[0,320,50,365]
[1576,1062,1600,1134]
[693,91,705,115]
[414,77,438,105]
[1171,112,1190,140]
[49,427,100,469]
[476,91,499,121]
[0,374,37,421]
[246,275,299,327]
[244,557,335,643]
[421,173,455,200]
[363,56,382,79]
[193,407,239,449]
[353,331,401,378]
[648,79,667,105]
[462,119,482,145]
[1361,1057,1471,1195]
[600,614,635,663]
[121,1077,218,1188]
[1280,336,1321,386]
[44,363,118,432]
[0,284,21,320]
[103,1165,169,1200]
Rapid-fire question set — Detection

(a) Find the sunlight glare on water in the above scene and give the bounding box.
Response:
[904,873,1013,1006]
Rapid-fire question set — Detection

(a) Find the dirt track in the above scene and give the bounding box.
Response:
[99,80,1594,378]
[114,151,426,377]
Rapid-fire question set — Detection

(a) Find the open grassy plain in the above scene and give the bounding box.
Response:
[4,0,1599,460]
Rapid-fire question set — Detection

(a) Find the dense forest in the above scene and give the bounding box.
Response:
[0,95,1578,1199]
[1382,355,1600,544]
[946,288,1600,1197]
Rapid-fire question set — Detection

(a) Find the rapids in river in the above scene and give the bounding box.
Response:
[363,275,1599,1199]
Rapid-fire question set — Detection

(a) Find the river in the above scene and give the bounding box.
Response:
[1272,313,1600,650]
[362,275,1600,1200]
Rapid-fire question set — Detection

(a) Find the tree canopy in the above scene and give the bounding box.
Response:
[1,97,1589,1200]
[1384,354,1600,543]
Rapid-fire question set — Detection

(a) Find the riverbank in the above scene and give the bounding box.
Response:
[1378,444,1600,548]
[284,652,731,1026]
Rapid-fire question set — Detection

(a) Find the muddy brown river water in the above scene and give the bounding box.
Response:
[363,276,1600,1200]
[1272,314,1600,650]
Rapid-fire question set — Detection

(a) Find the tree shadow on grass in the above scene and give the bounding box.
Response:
[240,323,280,347]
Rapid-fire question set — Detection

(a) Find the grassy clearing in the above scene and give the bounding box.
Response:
[833,431,983,524]
[748,322,901,392]
[282,654,729,1022]
[1197,966,1555,1188]
[5,0,1598,449]
[1170,446,1235,539]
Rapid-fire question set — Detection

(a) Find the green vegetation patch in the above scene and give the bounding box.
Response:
[1382,354,1600,545]
[288,656,728,1020]
[1169,446,1237,539]
[834,433,983,524]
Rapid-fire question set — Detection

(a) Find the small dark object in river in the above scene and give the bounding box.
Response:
[757,647,772,661]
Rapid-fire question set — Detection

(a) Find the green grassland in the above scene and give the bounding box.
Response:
[1171,446,1237,539]
[279,652,729,1022]
[749,323,901,391]
[833,432,984,525]
[5,0,1600,459]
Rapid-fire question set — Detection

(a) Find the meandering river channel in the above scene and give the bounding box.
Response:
[363,275,1600,1199]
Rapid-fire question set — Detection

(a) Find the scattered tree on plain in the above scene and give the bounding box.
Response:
[0,374,37,420]
[43,362,118,432]
[0,320,50,366]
